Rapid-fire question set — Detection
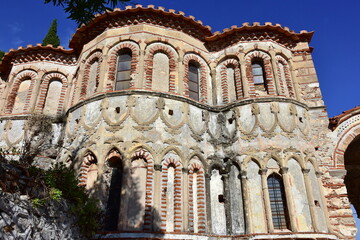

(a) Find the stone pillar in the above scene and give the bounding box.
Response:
[302,168,319,232]
[73,61,85,103]
[182,167,189,232]
[316,171,333,232]
[153,164,162,231]
[97,55,106,92]
[63,74,74,111]
[280,167,298,232]
[241,170,252,234]
[269,50,281,96]
[138,44,146,88]
[210,62,217,105]
[288,59,301,101]
[29,71,43,113]
[205,173,212,233]
[178,54,185,96]
[260,168,273,233]
[222,172,231,234]
[239,52,249,98]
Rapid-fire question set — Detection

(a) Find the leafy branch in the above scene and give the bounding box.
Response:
[44,0,132,26]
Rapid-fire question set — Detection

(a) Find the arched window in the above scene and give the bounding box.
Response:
[43,78,63,115]
[267,173,290,230]
[87,60,99,97]
[13,78,31,114]
[188,62,200,101]
[115,49,132,90]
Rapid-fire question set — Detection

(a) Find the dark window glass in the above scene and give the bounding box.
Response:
[115,49,132,91]
[267,174,290,230]
[188,62,199,101]
[252,62,265,84]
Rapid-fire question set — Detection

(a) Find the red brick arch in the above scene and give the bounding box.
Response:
[218,58,243,103]
[106,41,140,91]
[160,156,183,232]
[245,50,275,97]
[183,54,209,103]
[275,55,295,98]
[5,70,38,114]
[188,158,206,233]
[80,51,102,101]
[35,72,68,114]
[333,123,360,167]
[131,148,155,231]
[78,152,97,187]
[144,43,177,93]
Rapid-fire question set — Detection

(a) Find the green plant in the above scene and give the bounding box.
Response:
[45,163,101,237]
[49,187,62,200]
[32,198,46,207]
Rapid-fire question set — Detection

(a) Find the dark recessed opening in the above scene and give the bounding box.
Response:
[299,117,303,123]
[315,147,319,151]
[218,194,225,203]
[75,119,79,124]
[115,107,120,114]
[228,118,233,124]
[314,200,320,207]
[168,109,173,115]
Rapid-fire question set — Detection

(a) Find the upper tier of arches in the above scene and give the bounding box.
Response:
[0,6,314,116]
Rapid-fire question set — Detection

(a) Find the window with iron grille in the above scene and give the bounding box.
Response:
[267,173,290,230]
[188,62,199,101]
[115,49,132,91]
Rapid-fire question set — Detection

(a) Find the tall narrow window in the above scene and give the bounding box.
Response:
[252,61,265,85]
[115,49,132,90]
[267,174,290,230]
[188,62,199,101]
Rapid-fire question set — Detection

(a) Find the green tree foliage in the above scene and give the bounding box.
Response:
[44,0,131,26]
[0,50,4,61]
[42,19,61,47]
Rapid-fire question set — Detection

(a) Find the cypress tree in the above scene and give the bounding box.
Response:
[42,19,60,47]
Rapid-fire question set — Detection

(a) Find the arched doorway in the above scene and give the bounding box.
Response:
[344,135,360,217]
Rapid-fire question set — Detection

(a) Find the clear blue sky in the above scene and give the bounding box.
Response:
[0,0,359,237]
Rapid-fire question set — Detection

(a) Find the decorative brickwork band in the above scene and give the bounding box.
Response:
[80,51,102,101]
[188,158,206,233]
[160,156,183,232]
[131,148,155,231]
[144,43,177,93]
[106,41,140,91]
[78,152,97,187]
[333,123,360,167]
[5,70,38,114]
[35,72,68,114]
[183,54,208,103]
[245,50,275,97]
[219,58,243,103]
[275,55,295,98]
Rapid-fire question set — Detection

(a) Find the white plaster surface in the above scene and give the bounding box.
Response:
[288,159,312,231]
[247,161,266,233]
[210,169,226,235]
[43,80,62,115]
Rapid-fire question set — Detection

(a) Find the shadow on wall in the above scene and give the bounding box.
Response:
[89,156,165,238]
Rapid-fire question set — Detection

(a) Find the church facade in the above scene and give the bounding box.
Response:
[0,5,357,239]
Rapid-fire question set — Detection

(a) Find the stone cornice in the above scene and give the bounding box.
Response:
[65,89,309,115]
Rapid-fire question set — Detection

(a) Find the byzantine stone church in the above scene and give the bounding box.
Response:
[0,5,358,240]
